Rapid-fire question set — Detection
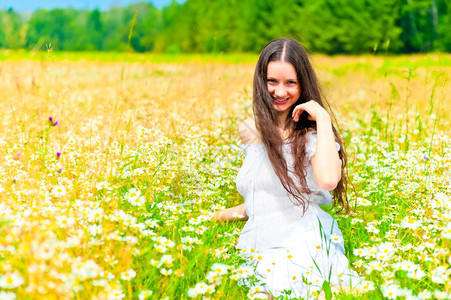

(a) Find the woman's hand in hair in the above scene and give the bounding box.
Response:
[291,100,330,123]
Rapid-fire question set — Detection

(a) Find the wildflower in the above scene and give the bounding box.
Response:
[353,248,369,258]
[434,291,450,299]
[108,289,125,300]
[442,222,451,239]
[88,224,103,236]
[360,280,375,291]
[365,260,384,274]
[311,290,321,298]
[0,272,25,289]
[351,218,363,224]
[96,181,111,191]
[48,116,59,126]
[0,291,17,300]
[382,284,402,299]
[160,268,172,276]
[87,207,104,223]
[376,242,395,261]
[188,282,208,297]
[400,215,422,230]
[330,234,343,244]
[205,284,215,294]
[353,259,364,268]
[365,224,379,234]
[154,244,167,253]
[401,244,413,251]
[234,266,253,279]
[92,279,108,287]
[409,269,426,280]
[357,198,372,206]
[232,211,245,219]
[73,259,101,280]
[399,260,419,272]
[125,188,146,206]
[150,259,158,267]
[158,255,174,268]
[145,219,158,228]
[248,286,268,299]
[120,269,136,281]
[51,185,66,197]
[381,270,394,280]
[138,290,153,300]
[187,287,198,298]
[417,290,432,299]
[430,266,448,284]
[34,242,56,260]
[229,274,239,281]
[211,263,228,275]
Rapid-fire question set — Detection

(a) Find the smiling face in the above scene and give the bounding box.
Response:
[267,60,301,115]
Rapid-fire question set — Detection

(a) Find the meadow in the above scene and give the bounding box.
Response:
[0,51,449,299]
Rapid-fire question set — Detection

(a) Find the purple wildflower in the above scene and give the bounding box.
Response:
[48,116,59,126]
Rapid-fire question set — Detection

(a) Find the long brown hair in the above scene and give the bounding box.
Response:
[253,38,349,213]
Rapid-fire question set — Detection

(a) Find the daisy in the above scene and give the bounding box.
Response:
[211,263,228,275]
[120,269,136,281]
[51,185,66,197]
[138,290,153,300]
[160,268,173,276]
[0,272,24,289]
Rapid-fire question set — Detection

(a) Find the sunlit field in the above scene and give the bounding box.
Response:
[0,51,449,299]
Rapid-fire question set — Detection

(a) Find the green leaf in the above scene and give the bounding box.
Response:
[322,280,332,300]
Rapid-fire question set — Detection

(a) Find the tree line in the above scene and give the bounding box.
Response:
[0,0,450,54]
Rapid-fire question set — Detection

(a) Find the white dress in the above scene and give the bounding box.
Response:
[236,132,360,299]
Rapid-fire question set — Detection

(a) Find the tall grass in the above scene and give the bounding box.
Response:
[0,52,449,299]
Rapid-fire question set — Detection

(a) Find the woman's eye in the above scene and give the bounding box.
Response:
[288,81,297,85]
[267,79,277,83]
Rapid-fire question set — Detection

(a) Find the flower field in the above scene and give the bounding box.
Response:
[0,52,449,299]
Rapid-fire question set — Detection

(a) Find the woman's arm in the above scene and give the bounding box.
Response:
[213,204,248,222]
[292,100,341,191]
[212,118,258,222]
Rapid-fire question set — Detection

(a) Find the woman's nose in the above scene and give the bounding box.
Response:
[274,85,286,97]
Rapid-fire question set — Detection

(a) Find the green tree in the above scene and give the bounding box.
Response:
[26,8,80,50]
[299,0,402,53]
[0,8,25,49]
[1,0,449,53]
[86,9,103,50]
[436,0,451,51]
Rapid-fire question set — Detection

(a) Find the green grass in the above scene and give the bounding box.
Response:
[0,54,449,299]
[0,49,259,63]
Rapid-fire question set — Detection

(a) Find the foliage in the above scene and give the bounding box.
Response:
[0,0,450,53]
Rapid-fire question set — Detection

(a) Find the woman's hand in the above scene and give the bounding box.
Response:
[291,100,330,123]
[213,204,248,222]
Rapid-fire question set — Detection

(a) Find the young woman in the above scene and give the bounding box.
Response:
[215,38,360,299]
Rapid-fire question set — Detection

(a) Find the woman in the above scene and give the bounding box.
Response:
[215,38,360,299]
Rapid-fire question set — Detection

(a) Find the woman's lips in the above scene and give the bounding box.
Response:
[272,97,290,105]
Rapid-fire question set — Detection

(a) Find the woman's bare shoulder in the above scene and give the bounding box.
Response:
[238,117,262,145]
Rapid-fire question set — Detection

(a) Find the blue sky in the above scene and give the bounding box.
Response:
[0,0,175,11]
